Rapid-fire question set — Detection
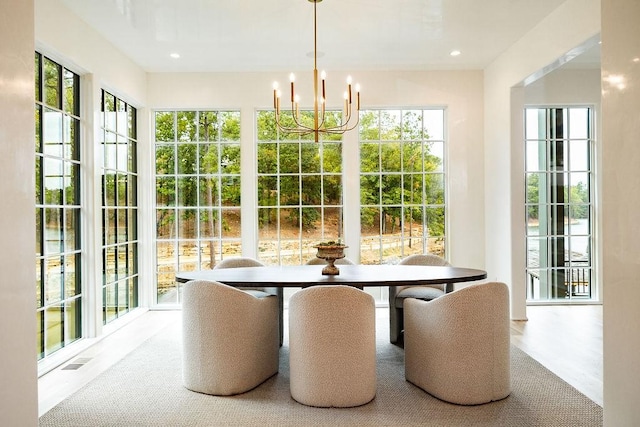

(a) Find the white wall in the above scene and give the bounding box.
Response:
[484,0,600,319]
[35,0,147,106]
[147,70,486,270]
[0,1,38,425]
[601,0,640,423]
[525,68,601,105]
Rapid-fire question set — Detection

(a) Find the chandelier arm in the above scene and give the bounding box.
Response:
[324,114,360,133]
[331,103,354,130]
[286,101,316,132]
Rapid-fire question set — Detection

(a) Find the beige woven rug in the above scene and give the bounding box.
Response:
[39,316,602,427]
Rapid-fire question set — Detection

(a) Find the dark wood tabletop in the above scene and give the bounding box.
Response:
[175,264,487,287]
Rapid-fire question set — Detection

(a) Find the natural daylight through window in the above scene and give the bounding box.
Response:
[101,90,139,324]
[359,109,447,265]
[154,110,242,304]
[35,53,81,360]
[525,107,595,301]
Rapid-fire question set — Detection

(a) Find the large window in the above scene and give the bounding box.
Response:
[256,110,345,265]
[101,91,138,323]
[154,110,241,304]
[35,53,81,360]
[525,107,594,301]
[359,109,446,264]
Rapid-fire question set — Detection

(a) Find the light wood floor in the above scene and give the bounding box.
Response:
[38,305,603,416]
[510,304,603,406]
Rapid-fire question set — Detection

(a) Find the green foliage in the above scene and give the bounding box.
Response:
[288,207,320,229]
[526,173,540,220]
[154,110,241,218]
[155,112,175,142]
[256,110,346,232]
[360,207,378,229]
[526,173,589,221]
[569,181,589,218]
[155,108,449,242]
[220,112,240,140]
[43,57,60,108]
[359,109,445,238]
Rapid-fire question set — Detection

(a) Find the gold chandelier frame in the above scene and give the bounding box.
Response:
[272,0,360,142]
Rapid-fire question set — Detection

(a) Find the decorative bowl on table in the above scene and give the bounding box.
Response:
[314,241,348,275]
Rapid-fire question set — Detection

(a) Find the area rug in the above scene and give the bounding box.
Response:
[39,318,602,427]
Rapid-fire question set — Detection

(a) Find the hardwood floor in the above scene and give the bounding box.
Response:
[510,304,603,406]
[38,304,603,416]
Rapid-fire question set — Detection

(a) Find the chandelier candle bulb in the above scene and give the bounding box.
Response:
[272,82,278,108]
[290,74,295,103]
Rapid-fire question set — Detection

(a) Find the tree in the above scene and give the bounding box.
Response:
[359,109,445,240]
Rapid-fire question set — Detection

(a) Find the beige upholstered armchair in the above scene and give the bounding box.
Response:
[404,281,511,405]
[389,254,451,344]
[214,257,284,345]
[288,285,377,407]
[181,280,280,395]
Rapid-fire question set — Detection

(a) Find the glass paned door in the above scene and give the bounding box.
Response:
[525,107,594,301]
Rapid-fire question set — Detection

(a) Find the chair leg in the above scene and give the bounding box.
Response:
[278,292,284,346]
[389,306,404,345]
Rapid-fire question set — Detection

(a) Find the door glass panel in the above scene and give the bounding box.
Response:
[525,107,594,301]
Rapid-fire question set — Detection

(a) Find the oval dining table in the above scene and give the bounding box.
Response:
[175,264,487,288]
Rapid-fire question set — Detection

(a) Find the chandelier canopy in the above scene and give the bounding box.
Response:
[272,0,360,142]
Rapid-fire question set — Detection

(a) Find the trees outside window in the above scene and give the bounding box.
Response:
[35,53,81,360]
[154,110,241,304]
[359,109,446,264]
[525,107,594,301]
[256,110,344,266]
[101,91,138,324]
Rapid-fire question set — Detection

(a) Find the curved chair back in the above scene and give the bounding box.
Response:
[404,281,511,405]
[389,253,451,344]
[396,253,451,293]
[398,253,450,266]
[182,280,279,395]
[213,257,283,346]
[214,257,265,269]
[289,285,376,407]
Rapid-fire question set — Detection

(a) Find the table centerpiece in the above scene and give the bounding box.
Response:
[314,240,348,275]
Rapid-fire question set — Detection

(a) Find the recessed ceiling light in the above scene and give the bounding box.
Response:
[170,53,180,59]
[450,50,461,57]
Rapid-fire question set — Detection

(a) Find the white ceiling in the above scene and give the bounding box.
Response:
[60,0,599,73]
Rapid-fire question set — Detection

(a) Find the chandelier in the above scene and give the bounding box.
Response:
[272,0,360,142]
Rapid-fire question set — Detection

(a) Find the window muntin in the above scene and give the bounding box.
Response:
[35,53,82,360]
[154,110,241,304]
[256,110,345,266]
[525,107,594,301]
[101,91,138,324]
[359,109,446,264]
